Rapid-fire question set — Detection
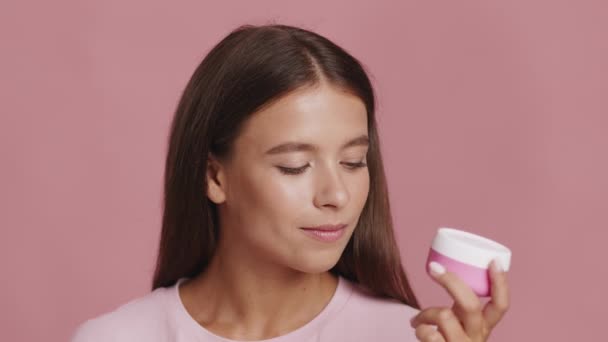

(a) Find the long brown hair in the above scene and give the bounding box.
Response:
[152,23,420,309]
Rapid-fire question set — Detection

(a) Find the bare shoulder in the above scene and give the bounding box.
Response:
[70,287,172,342]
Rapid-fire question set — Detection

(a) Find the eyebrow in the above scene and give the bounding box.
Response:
[265,134,370,155]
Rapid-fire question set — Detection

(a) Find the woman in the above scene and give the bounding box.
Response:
[72,24,509,342]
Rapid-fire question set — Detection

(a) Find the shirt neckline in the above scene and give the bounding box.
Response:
[170,275,353,342]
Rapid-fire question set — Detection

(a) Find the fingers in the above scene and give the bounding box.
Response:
[411,307,468,341]
[417,260,511,340]
[483,259,510,329]
[428,262,484,335]
[414,323,446,342]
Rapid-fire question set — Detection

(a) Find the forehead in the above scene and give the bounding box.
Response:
[236,84,368,153]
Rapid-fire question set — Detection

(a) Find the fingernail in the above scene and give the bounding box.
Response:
[429,261,446,277]
[492,258,504,273]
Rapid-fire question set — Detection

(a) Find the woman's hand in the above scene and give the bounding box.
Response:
[409,259,510,341]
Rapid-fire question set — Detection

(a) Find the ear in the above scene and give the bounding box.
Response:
[206,154,227,204]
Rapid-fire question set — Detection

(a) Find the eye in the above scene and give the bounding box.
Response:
[342,161,368,170]
[277,164,310,175]
[276,160,367,175]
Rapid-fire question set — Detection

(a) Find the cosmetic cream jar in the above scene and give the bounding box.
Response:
[426,227,512,297]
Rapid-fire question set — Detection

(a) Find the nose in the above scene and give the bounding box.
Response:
[312,162,350,210]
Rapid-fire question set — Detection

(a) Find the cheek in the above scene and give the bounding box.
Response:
[257,174,312,221]
[350,170,370,209]
[231,170,311,226]
[228,167,369,228]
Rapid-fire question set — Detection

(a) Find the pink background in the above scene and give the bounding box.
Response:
[1,1,606,341]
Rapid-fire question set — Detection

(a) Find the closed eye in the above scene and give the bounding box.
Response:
[277,164,310,175]
[277,161,367,175]
[342,161,367,170]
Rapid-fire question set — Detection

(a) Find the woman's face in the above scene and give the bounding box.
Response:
[208,83,370,274]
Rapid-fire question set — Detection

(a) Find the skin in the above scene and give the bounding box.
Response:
[179,81,371,340]
[179,81,511,341]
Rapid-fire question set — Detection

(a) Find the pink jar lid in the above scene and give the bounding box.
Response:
[431,227,512,271]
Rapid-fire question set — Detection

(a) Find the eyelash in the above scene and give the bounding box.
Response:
[277,162,368,175]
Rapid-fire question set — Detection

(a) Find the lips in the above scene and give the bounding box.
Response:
[300,224,347,231]
[300,224,347,243]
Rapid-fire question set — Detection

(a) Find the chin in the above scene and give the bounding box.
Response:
[292,250,344,274]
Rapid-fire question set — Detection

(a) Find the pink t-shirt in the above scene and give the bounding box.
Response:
[71,276,420,341]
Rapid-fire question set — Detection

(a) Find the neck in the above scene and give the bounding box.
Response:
[179,240,339,340]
